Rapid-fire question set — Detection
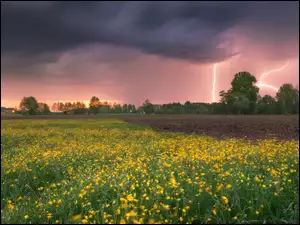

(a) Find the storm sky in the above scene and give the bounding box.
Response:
[1,1,299,107]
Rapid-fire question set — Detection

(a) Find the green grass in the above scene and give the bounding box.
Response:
[1,119,299,224]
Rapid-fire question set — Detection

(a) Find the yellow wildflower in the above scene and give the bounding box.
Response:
[72,214,82,221]
[212,209,217,215]
[120,219,126,224]
[221,196,229,205]
[126,210,137,218]
[126,194,134,202]
[8,203,15,210]
[226,184,232,189]
[133,219,140,224]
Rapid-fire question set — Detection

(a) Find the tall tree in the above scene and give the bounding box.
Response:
[276,83,299,114]
[38,102,51,114]
[43,103,51,114]
[51,103,59,112]
[143,99,154,114]
[65,102,73,112]
[102,101,110,113]
[219,72,258,114]
[89,96,100,114]
[127,104,136,113]
[72,101,86,114]
[58,102,65,112]
[122,104,128,113]
[19,96,39,115]
[113,104,122,113]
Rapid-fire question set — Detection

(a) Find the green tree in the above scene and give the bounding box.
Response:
[210,102,227,114]
[143,99,154,114]
[137,106,144,114]
[72,101,87,114]
[89,96,100,114]
[183,101,197,114]
[58,102,65,113]
[276,84,299,114]
[101,101,110,113]
[44,103,50,114]
[51,103,59,112]
[127,104,132,113]
[219,90,235,114]
[113,104,122,113]
[128,104,137,113]
[256,95,276,114]
[292,85,298,113]
[219,72,258,114]
[19,96,39,115]
[37,102,50,114]
[42,103,50,114]
[232,94,250,114]
[64,102,73,114]
[122,104,128,113]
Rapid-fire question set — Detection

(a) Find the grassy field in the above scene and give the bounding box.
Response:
[2,114,299,141]
[1,119,299,224]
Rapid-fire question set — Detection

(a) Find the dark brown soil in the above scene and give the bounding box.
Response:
[122,115,299,141]
[2,114,299,141]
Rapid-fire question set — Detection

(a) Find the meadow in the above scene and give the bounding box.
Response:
[1,119,299,224]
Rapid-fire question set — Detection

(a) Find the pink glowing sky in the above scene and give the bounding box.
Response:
[1,2,299,108]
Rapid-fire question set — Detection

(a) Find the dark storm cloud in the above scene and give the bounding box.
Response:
[1,1,299,73]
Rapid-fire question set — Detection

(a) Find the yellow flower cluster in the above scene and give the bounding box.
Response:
[1,119,299,224]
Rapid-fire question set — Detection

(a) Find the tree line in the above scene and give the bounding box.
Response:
[14,71,299,115]
[15,96,138,115]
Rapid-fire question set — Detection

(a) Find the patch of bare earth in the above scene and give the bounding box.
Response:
[2,115,299,141]
[122,115,299,141]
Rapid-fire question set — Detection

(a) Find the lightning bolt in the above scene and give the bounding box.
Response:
[259,61,289,82]
[256,61,289,92]
[255,83,278,92]
[212,64,217,102]
[211,61,289,103]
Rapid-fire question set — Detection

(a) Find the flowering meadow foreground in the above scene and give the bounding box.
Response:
[1,119,299,224]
